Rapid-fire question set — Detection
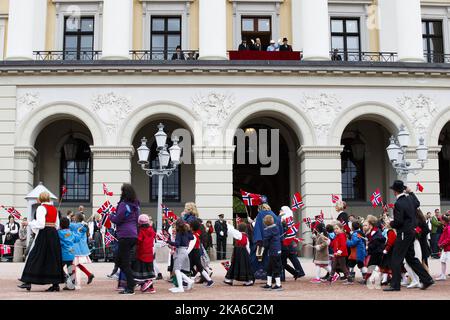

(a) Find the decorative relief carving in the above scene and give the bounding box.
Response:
[300,93,343,143]
[90,92,132,136]
[16,92,41,124]
[192,92,235,146]
[396,94,439,138]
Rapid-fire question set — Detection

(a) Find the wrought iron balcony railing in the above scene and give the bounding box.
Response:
[33,50,102,61]
[424,52,450,63]
[130,50,199,61]
[330,51,398,62]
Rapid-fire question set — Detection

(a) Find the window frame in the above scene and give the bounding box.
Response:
[63,16,95,60]
[150,16,182,60]
[341,140,366,202]
[422,19,444,63]
[330,17,361,61]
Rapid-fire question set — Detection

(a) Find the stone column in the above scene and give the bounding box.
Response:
[198,0,227,60]
[291,0,302,52]
[378,0,398,54]
[6,0,36,60]
[395,0,424,62]
[193,146,234,221]
[13,147,37,212]
[91,147,134,211]
[101,0,133,60]
[298,0,330,61]
[33,0,48,53]
[405,147,441,214]
[299,146,343,257]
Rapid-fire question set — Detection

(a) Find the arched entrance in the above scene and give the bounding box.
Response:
[438,122,450,211]
[232,116,301,218]
[340,119,396,217]
[34,119,94,213]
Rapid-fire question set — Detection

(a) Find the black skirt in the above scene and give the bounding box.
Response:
[91,231,104,261]
[132,259,155,281]
[226,247,254,282]
[20,227,65,285]
[380,251,393,270]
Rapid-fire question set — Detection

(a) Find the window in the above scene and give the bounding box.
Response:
[331,18,361,61]
[151,16,182,60]
[149,159,181,202]
[241,16,272,50]
[341,141,365,201]
[63,16,95,60]
[60,139,91,202]
[422,20,444,63]
[439,130,450,200]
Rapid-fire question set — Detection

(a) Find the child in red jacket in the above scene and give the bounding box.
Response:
[329,223,349,284]
[132,214,156,293]
[436,215,450,281]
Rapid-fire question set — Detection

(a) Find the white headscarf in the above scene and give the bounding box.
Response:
[280,206,293,221]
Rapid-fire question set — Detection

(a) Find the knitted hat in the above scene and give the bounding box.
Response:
[138,214,150,225]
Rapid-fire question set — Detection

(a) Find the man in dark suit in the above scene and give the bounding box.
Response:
[279,37,292,52]
[171,45,185,60]
[238,39,249,51]
[214,214,228,260]
[384,180,434,291]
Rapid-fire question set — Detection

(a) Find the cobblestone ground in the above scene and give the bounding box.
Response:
[0,258,449,300]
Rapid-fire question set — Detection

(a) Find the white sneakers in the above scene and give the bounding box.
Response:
[406,281,421,289]
[169,287,185,293]
[435,274,447,281]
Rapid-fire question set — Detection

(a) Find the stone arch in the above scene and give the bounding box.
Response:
[428,106,450,146]
[224,98,316,147]
[16,101,105,147]
[329,102,416,146]
[118,101,200,146]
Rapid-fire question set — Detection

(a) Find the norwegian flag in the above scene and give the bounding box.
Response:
[302,217,312,229]
[284,222,300,240]
[103,183,113,197]
[161,204,178,225]
[236,216,243,225]
[1,206,21,220]
[416,182,424,192]
[382,202,394,213]
[331,194,340,204]
[370,188,383,208]
[221,260,231,271]
[0,244,11,255]
[61,185,67,198]
[240,190,262,206]
[315,210,324,224]
[156,231,169,242]
[284,216,294,228]
[104,231,117,247]
[97,200,116,228]
[291,192,305,211]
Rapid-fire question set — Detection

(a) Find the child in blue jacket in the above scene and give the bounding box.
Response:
[58,217,82,290]
[346,221,367,283]
[262,215,283,291]
[70,213,94,289]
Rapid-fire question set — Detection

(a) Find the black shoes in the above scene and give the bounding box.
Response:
[87,274,95,285]
[156,273,163,280]
[119,289,135,295]
[18,283,31,291]
[383,287,400,292]
[421,280,435,290]
[45,285,60,292]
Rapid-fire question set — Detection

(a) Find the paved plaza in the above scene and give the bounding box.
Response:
[0,258,449,300]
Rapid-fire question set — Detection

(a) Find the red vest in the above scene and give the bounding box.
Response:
[235,233,248,247]
[42,204,58,224]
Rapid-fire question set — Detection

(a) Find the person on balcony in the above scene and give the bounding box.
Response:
[267,40,279,52]
[251,38,263,51]
[238,39,250,51]
[279,38,292,52]
[331,49,343,61]
[171,46,185,60]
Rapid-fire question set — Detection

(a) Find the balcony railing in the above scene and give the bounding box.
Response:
[330,51,398,62]
[33,50,102,61]
[130,50,199,61]
[424,52,450,63]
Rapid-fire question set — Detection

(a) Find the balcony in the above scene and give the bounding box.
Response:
[329,51,398,63]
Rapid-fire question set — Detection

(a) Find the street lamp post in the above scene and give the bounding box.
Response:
[136,123,182,232]
[386,124,428,182]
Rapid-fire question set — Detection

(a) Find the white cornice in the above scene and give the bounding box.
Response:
[52,0,103,2]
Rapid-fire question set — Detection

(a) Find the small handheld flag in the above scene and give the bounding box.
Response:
[416,182,424,192]
[221,260,231,271]
[331,194,340,204]
[291,192,305,211]
[315,210,324,224]
[370,188,382,208]
[161,204,178,225]
[240,190,263,206]
[1,206,21,220]
[104,231,117,247]
[0,244,12,255]
[61,185,67,198]
[302,217,312,229]
[97,200,116,229]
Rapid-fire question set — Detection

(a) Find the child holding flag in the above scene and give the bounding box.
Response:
[58,217,82,290]
[224,222,254,286]
[308,223,331,283]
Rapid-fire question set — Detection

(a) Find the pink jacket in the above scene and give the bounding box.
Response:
[438,225,450,252]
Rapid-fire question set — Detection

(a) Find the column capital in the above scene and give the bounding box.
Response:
[90,146,135,159]
[14,146,37,160]
[297,146,344,159]
[405,146,441,160]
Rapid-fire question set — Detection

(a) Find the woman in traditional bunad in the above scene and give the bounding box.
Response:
[18,192,65,292]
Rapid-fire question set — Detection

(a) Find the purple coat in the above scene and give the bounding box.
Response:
[110,200,140,239]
